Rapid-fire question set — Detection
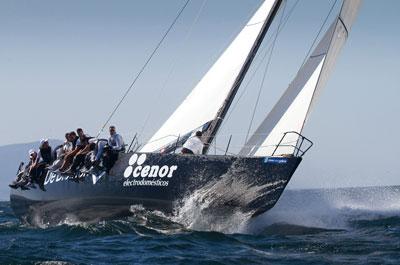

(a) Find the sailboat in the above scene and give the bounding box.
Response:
[10,0,361,225]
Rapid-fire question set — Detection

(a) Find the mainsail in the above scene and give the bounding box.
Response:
[140,0,282,153]
[240,0,362,157]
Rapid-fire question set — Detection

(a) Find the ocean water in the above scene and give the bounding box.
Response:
[1,186,400,265]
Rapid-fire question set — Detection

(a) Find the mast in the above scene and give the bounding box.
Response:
[141,0,284,153]
[201,0,283,154]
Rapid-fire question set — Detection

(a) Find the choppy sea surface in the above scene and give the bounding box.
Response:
[1,186,400,265]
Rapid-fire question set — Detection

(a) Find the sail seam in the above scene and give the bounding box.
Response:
[240,0,362,157]
[298,18,342,137]
[244,11,336,156]
[246,20,266,27]
[300,0,338,68]
[310,52,327,59]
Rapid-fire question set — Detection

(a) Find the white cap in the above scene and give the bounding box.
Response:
[40,138,49,146]
[28,149,36,155]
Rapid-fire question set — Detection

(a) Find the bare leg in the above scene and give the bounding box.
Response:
[59,149,79,171]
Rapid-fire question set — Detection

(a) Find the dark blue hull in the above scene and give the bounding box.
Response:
[10,152,301,225]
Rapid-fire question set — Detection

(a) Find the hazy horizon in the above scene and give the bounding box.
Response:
[1,0,399,189]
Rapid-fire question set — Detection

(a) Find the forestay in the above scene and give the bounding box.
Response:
[240,0,362,157]
[140,0,279,153]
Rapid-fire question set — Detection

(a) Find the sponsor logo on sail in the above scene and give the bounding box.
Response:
[123,153,177,187]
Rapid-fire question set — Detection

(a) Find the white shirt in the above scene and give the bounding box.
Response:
[62,141,73,153]
[56,142,71,158]
[182,136,204,154]
[109,133,125,151]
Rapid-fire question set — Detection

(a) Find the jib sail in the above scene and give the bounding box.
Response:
[240,0,362,157]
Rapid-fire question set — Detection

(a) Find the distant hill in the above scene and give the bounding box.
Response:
[0,140,62,201]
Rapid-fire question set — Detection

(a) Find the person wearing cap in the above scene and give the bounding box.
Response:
[9,149,37,188]
[27,149,38,176]
[28,139,52,185]
[181,131,204,155]
[36,138,53,165]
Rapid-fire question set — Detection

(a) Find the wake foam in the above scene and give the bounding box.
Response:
[130,183,400,235]
[171,172,271,233]
[247,186,400,233]
[171,187,251,233]
[12,185,400,235]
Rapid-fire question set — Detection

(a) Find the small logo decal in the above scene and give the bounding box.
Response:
[264,157,288,164]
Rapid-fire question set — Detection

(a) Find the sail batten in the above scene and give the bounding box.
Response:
[241,0,362,157]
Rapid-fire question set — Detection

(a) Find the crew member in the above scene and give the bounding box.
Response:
[36,138,53,165]
[75,128,90,148]
[67,137,96,174]
[181,131,204,155]
[102,126,125,172]
[69,131,79,149]
[9,150,36,189]
[49,133,74,171]
[59,128,90,172]
[30,139,52,184]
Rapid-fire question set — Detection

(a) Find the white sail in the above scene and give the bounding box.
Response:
[240,0,362,157]
[253,57,326,156]
[141,0,279,153]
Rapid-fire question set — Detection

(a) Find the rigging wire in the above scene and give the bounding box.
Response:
[137,0,208,140]
[222,0,338,149]
[222,0,300,127]
[243,1,287,144]
[139,0,269,143]
[300,0,338,67]
[96,0,191,137]
[297,0,339,134]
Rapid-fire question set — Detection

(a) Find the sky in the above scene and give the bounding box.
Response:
[0,0,399,189]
